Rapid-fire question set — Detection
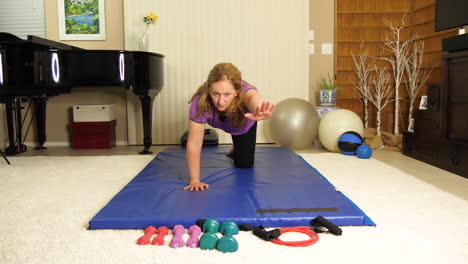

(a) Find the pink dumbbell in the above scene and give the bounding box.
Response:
[137,225,157,245]
[151,226,169,246]
[187,225,202,248]
[170,225,185,248]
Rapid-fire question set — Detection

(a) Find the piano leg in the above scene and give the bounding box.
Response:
[4,101,16,154]
[4,99,27,155]
[139,94,154,154]
[33,97,48,150]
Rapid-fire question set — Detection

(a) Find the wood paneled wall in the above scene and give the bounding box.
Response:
[412,0,457,84]
[335,0,457,134]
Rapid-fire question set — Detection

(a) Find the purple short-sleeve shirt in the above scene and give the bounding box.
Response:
[189,80,257,135]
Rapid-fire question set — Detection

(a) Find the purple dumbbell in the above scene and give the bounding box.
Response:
[187,225,202,248]
[170,225,185,248]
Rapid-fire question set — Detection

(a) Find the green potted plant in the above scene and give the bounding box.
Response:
[319,73,338,106]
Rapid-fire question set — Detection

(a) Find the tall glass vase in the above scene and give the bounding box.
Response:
[138,30,149,51]
[138,24,151,51]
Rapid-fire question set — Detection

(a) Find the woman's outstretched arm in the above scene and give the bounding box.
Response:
[243,89,275,121]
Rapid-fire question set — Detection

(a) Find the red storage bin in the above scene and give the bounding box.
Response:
[72,120,116,149]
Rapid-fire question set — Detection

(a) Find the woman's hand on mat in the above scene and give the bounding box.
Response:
[184,181,209,191]
[244,101,275,121]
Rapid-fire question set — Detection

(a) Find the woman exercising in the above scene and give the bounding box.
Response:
[185,62,275,191]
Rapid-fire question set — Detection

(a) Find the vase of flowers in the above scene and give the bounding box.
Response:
[138,12,158,51]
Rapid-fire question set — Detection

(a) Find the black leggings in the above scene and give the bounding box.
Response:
[231,122,257,168]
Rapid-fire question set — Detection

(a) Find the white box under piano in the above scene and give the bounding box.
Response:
[73,104,116,122]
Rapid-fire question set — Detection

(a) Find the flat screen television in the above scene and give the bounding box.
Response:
[435,0,468,32]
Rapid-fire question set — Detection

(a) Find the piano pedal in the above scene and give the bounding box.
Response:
[4,144,27,156]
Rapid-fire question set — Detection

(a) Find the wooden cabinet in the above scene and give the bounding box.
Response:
[403,50,468,178]
[442,50,468,143]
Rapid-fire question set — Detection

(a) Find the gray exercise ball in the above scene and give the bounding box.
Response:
[270,98,319,149]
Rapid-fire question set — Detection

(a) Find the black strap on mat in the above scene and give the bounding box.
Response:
[256,207,338,214]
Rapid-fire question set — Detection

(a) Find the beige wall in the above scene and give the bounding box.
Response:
[309,0,335,105]
[28,0,334,145]
[124,0,309,144]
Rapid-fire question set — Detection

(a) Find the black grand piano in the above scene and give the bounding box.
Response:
[0,33,164,155]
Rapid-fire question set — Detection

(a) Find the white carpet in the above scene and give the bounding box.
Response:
[0,152,467,264]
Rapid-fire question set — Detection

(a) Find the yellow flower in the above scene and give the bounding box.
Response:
[143,12,158,25]
[148,13,158,23]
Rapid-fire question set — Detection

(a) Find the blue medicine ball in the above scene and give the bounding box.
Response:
[356,144,372,159]
[338,131,363,155]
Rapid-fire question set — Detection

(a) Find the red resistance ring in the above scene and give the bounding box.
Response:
[271,226,319,247]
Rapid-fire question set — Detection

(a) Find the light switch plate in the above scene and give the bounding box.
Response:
[322,43,333,54]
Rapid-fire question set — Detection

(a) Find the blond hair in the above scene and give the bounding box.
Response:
[190,63,246,128]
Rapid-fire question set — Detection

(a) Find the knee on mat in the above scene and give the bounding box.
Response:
[235,159,254,169]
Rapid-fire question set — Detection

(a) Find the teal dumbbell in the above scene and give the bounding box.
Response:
[216,221,239,253]
[199,219,220,250]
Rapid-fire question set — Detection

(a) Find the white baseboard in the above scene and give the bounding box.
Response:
[116,141,129,146]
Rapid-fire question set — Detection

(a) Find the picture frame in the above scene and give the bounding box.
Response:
[408,118,414,132]
[57,0,106,40]
[419,95,428,110]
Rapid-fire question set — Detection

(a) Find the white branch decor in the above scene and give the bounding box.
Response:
[404,38,434,125]
[366,66,394,136]
[381,21,416,135]
[352,43,373,128]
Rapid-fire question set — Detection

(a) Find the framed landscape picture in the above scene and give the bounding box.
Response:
[58,0,106,40]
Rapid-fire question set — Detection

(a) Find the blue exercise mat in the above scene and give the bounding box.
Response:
[89,146,375,229]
